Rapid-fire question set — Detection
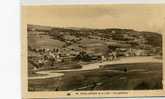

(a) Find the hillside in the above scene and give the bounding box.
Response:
[27,24,162,72]
[28,24,162,50]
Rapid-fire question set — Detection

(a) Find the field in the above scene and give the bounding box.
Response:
[28,62,162,91]
[28,36,65,49]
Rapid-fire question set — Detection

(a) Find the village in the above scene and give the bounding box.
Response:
[28,25,162,71]
[27,24,163,91]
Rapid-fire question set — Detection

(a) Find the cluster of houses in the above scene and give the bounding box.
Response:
[27,25,162,70]
[28,42,161,70]
[28,48,62,69]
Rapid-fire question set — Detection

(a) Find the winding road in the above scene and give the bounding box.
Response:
[28,56,162,80]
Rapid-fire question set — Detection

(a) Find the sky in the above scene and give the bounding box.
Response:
[22,5,165,33]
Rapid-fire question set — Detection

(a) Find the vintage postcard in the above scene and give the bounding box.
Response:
[22,4,165,98]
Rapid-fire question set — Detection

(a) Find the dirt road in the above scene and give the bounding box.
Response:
[28,56,162,80]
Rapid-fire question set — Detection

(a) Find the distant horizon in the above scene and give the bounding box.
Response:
[27,24,162,34]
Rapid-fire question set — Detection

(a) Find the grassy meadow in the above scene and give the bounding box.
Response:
[28,62,162,91]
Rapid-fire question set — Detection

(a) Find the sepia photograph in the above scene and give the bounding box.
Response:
[22,4,165,98]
